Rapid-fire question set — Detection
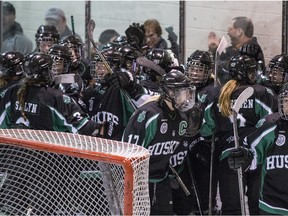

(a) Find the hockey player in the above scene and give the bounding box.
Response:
[199,54,278,215]
[227,82,288,215]
[0,51,25,100]
[35,25,60,53]
[263,54,288,94]
[122,69,196,215]
[170,50,220,215]
[86,46,138,141]
[0,52,101,136]
[48,44,87,112]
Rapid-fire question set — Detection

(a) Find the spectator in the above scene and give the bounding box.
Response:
[144,19,179,57]
[2,1,33,55]
[44,7,83,43]
[208,16,265,85]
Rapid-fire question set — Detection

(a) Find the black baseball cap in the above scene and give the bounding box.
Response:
[3,2,16,15]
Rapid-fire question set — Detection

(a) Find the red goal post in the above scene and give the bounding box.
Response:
[0,129,150,215]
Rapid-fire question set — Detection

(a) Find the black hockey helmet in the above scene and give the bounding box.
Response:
[113,35,128,46]
[24,52,54,84]
[264,54,288,88]
[186,50,212,87]
[48,44,72,75]
[228,54,258,84]
[0,51,24,77]
[101,43,121,71]
[146,48,174,71]
[161,69,196,112]
[119,45,141,71]
[35,25,60,43]
[278,82,288,120]
[60,35,83,62]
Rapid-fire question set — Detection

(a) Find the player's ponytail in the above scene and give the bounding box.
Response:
[219,79,239,117]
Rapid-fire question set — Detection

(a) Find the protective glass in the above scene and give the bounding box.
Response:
[170,86,196,112]
[186,62,210,86]
[279,93,288,120]
[266,66,288,86]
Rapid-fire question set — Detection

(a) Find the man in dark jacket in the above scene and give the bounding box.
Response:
[2,2,33,55]
[208,16,265,85]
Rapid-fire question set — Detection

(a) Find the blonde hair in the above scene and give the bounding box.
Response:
[219,80,239,117]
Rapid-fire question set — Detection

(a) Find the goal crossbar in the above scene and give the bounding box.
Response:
[0,129,150,215]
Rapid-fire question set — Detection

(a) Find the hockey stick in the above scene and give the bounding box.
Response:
[208,133,215,215]
[71,15,75,35]
[185,156,203,215]
[87,19,113,74]
[230,86,254,216]
[169,165,191,196]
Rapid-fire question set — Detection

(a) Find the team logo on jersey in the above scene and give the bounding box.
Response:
[276,134,285,146]
[183,140,188,148]
[63,95,71,104]
[198,93,207,103]
[160,122,168,134]
[179,120,187,136]
[137,111,146,123]
[172,130,176,137]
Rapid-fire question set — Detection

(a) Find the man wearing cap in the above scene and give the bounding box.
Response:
[2,2,33,55]
[45,7,83,43]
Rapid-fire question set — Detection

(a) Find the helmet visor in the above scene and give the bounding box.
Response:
[173,86,196,112]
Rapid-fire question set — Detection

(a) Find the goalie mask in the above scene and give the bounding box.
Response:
[35,25,60,53]
[229,54,258,84]
[186,50,212,87]
[161,69,196,112]
[264,54,288,88]
[0,51,24,77]
[278,83,288,120]
[48,44,72,75]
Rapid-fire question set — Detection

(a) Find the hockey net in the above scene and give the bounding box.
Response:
[0,129,150,215]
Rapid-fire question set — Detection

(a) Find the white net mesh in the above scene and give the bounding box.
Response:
[0,129,150,215]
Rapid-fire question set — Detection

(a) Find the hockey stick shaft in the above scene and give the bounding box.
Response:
[71,15,75,35]
[87,19,113,74]
[230,86,254,216]
[169,165,191,196]
[208,133,215,215]
[186,156,203,215]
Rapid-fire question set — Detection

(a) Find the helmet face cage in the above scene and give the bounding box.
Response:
[51,55,69,76]
[265,63,288,87]
[186,62,211,86]
[229,54,258,84]
[90,58,109,82]
[278,89,288,120]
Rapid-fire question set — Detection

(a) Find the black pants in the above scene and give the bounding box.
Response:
[149,177,174,215]
[219,158,261,215]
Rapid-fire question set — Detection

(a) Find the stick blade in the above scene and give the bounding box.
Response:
[232,86,254,113]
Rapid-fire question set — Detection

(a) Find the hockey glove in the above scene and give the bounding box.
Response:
[227,146,253,170]
[105,71,136,91]
[165,26,178,44]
